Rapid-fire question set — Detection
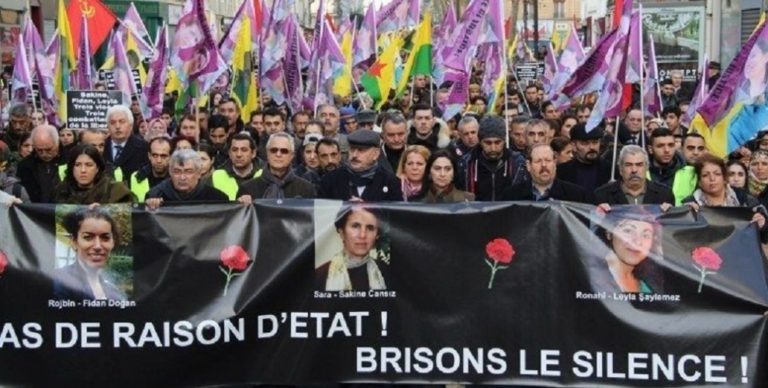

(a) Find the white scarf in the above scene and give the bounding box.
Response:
[325,251,387,291]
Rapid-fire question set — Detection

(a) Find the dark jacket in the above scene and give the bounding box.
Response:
[54,176,134,204]
[556,158,613,194]
[146,179,229,202]
[593,180,675,205]
[648,153,685,188]
[105,135,149,179]
[502,178,592,203]
[16,154,62,203]
[421,185,475,203]
[318,165,403,201]
[237,169,316,199]
[53,262,126,301]
[462,148,527,201]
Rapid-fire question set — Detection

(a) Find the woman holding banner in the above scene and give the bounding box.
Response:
[54,144,134,205]
[53,207,127,301]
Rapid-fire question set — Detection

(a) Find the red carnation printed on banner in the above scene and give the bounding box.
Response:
[0,250,7,276]
[484,238,516,289]
[219,245,251,296]
[486,238,515,265]
[691,246,723,293]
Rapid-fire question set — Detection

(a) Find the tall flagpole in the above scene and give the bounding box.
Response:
[639,5,646,149]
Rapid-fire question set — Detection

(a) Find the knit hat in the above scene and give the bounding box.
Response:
[478,116,507,141]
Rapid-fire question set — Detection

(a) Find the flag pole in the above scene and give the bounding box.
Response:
[639,5,646,149]
[611,115,620,181]
[429,75,434,108]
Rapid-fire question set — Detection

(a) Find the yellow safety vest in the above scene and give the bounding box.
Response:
[211,168,262,200]
[129,172,151,203]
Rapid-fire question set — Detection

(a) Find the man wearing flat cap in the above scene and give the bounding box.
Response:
[460,116,526,201]
[557,123,613,193]
[318,129,402,201]
[356,110,379,132]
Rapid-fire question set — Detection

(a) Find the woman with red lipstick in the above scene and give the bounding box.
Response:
[53,207,127,300]
[54,144,134,205]
[682,154,768,242]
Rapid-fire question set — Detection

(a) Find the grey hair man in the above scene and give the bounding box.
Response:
[16,124,61,202]
[105,104,148,177]
[594,145,675,210]
[145,148,228,209]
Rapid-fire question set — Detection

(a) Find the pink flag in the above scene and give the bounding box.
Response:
[439,0,494,72]
[541,43,558,95]
[682,55,709,126]
[170,0,227,95]
[283,16,305,112]
[442,70,469,120]
[219,0,259,63]
[142,25,167,119]
[481,43,503,97]
[118,2,154,58]
[626,9,642,84]
[377,0,419,33]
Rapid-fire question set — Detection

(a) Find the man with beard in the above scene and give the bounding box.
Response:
[501,144,590,202]
[303,138,341,189]
[219,98,245,134]
[557,123,612,193]
[317,104,350,160]
[647,127,684,188]
[461,116,526,201]
[318,130,401,201]
[669,133,706,205]
[379,111,408,172]
[207,115,232,168]
[1,104,32,152]
[237,132,315,201]
[594,145,674,208]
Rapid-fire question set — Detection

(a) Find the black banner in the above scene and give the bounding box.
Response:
[97,69,143,94]
[0,201,766,386]
[66,90,124,130]
[515,63,546,87]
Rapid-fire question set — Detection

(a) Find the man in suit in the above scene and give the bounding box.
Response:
[594,145,674,210]
[502,144,590,203]
[104,105,148,179]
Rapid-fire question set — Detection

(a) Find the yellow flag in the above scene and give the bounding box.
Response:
[333,30,354,97]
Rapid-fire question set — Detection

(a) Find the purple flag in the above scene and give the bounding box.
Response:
[219,0,250,63]
[548,24,585,109]
[298,28,311,68]
[434,3,457,44]
[697,19,768,125]
[377,0,419,33]
[119,2,154,58]
[142,24,167,119]
[642,35,662,117]
[308,19,345,111]
[113,32,138,104]
[439,0,493,72]
[11,38,32,105]
[442,70,470,120]
[74,14,94,90]
[481,43,502,97]
[170,0,227,95]
[626,10,642,83]
[560,28,619,97]
[353,1,377,66]
[586,30,629,131]
[283,16,304,112]
[541,43,558,95]
[682,55,709,126]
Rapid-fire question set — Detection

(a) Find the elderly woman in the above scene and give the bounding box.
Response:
[315,205,389,291]
[748,149,768,199]
[682,154,767,242]
[421,150,475,203]
[53,207,127,300]
[591,208,664,294]
[144,118,169,142]
[54,144,133,205]
[396,145,431,201]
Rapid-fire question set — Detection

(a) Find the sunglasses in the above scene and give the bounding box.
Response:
[269,147,291,155]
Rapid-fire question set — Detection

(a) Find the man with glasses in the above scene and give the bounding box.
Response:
[318,130,402,201]
[237,133,315,201]
[16,124,62,202]
[145,149,228,209]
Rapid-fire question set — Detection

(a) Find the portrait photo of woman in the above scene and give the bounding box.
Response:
[589,208,664,294]
[53,206,132,301]
[315,204,390,291]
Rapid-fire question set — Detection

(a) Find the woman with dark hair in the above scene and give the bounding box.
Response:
[550,136,573,164]
[171,135,198,152]
[54,144,133,204]
[315,205,390,291]
[196,142,216,180]
[727,159,748,190]
[421,150,475,203]
[682,154,767,242]
[59,127,78,157]
[591,208,665,294]
[53,207,127,300]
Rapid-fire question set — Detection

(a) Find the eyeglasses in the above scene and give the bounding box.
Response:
[269,147,291,155]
